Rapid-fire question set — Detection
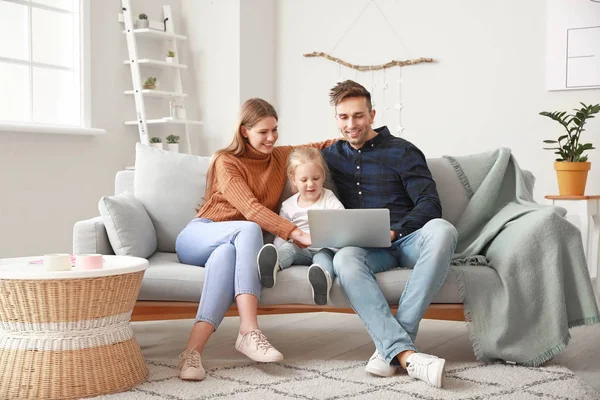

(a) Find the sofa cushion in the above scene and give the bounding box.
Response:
[138,252,463,304]
[138,252,206,302]
[98,191,157,258]
[427,158,470,226]
[134,143,212,252]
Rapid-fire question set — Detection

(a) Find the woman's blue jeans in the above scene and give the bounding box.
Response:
[175,218,263,330]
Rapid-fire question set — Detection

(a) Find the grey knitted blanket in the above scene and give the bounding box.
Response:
[446,148,599,366]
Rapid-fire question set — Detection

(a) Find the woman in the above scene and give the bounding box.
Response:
[176,98,337,381]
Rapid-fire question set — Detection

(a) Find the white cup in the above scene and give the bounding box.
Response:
[43,254,72,271]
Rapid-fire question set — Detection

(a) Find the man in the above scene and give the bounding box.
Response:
[321,80,457,388]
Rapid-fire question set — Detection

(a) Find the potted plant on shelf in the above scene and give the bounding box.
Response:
[137,13,149,29]
[149,136,163,150]
[541,102,600,196]
[166,134,180,152]
[143,77,157,90]
[166,50,176,63]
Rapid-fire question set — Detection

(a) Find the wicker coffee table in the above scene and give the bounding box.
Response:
[0,255,149,399]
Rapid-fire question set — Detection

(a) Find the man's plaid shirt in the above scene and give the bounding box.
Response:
[322,126,442,239]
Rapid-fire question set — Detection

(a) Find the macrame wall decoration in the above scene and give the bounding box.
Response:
[304,0,435,136]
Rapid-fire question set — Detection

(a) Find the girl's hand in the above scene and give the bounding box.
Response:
[290,228,311,248]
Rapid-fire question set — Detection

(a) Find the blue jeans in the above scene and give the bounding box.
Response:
[175,218,263,329]
[278,242,335,278]
[333,218,458,365]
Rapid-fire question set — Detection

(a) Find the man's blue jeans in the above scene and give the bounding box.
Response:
[332,218,458,365]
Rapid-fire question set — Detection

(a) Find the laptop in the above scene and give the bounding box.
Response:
[307,209,392,248]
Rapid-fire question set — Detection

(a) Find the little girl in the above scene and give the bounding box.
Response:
[257,147,344,305]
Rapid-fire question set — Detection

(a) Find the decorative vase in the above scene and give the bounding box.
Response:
[166,57,174,64]
[167,143,179,152]
[137,19,149,29]
[176,104,186,119]
[554,161,591,196]
[150,142,163,150]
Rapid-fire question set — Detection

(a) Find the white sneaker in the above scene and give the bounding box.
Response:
[257,244,279,288]
[307,264,332,306]
[178,348,206,381]
[365,351,398,377]
[235,329,284,362]
[406,353,446,388]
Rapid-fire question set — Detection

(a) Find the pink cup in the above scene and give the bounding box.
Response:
[75,254,103,270]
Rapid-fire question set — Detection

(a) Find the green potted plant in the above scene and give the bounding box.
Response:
[137,13,149,29]
[541,102,600,195]
[166,50,176,64]
[143,76,157,90]
[166,134,180,152]
[149,136,163,150]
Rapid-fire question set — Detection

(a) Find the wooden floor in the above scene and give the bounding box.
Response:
[133,308,600,393]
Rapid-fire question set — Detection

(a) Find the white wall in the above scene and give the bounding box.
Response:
[0,0,182,258]
[275,0,600,203]
[181,0,240,156]
[182,0,276,156]
[240,0,277,104]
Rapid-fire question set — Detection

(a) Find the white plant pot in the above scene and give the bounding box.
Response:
[167,143,179,152]
[166,57,174,64]
[137,19,149,29]
[150,142,163,150]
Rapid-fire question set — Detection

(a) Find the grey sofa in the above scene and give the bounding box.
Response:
[72,144,535,321]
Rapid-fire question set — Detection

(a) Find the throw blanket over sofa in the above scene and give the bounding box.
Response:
[447,148,599,366]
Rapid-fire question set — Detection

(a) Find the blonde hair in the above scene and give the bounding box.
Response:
[287,147,329,180]
[204,98,278,199]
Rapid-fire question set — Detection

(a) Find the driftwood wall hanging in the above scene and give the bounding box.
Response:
[304,0,436,135]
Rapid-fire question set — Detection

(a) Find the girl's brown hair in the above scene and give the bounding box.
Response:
[203,98,278,200]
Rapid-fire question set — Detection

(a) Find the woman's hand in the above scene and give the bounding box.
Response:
[289,228,311,248]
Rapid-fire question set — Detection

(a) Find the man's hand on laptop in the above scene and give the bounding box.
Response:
[390,230,397,242]
[290,228,311,248]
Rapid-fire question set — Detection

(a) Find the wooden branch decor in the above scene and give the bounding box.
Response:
[303,52,435,71]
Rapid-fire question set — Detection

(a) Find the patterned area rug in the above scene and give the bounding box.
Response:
[95,358,598,399]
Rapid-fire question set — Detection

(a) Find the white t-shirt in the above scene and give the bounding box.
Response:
[273,188,345,248]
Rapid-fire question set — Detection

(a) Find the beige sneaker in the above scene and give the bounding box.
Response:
[178,348,206,381]
[235,329,284,362]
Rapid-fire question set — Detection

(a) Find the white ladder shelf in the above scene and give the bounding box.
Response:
[119,0,202,152]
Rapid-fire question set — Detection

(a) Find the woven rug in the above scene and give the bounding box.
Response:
[95,358,598,399]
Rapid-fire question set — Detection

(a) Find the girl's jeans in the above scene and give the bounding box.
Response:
[277,241,335,278]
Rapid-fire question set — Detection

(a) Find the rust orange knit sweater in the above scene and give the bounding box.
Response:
[198,140,338,240]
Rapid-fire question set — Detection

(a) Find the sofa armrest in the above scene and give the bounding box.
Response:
[73,216,115,255]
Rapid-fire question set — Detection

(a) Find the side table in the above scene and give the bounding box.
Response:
[0,255,149,399]
[545,195,599,293]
